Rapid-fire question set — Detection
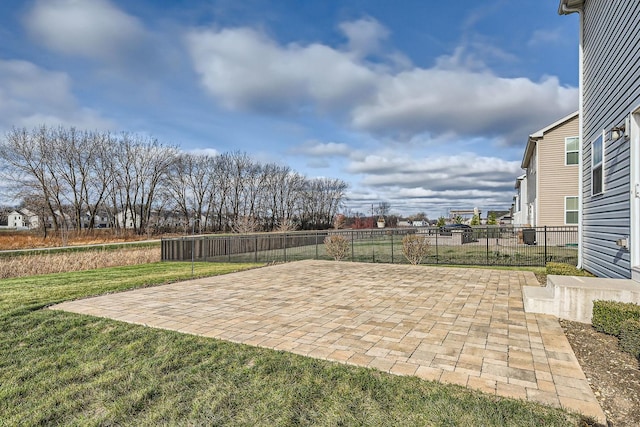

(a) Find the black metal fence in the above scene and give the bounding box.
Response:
[161,226,578,267]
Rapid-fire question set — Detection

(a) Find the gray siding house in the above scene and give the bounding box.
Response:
[559,0,640,280]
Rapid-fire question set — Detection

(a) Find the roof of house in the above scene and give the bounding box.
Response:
[558,0,583,15]
[521,111,579,168]
[8,209,35,217]
[514,174,526,189]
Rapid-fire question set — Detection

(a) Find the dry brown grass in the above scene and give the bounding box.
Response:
[0,247,161,279]
[0,230,149,251]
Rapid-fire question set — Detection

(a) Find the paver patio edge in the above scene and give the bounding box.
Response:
[51,260,606,424]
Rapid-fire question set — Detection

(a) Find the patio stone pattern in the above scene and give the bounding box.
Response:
[51,260,605,423]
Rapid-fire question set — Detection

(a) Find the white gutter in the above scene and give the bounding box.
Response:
[558,0,583,15]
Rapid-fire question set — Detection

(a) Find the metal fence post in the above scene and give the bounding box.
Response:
[315,231,318,259]
[486,227,489,266]
[391,231,394,263]
[255,236,258,262]
[435,230,439,264]
[283,233,287,262]
[544,226,548,264]
[351,230,354,261]
[371,232,375,263]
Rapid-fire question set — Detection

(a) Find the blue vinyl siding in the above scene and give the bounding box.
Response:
[581,0,640,278]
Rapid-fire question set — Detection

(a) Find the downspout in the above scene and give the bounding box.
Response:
[577,13,584,269]
[558,1,584,267]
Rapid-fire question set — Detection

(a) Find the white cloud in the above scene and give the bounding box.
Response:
[185,21,577,144]
[343,151,521,216]
[185,27,378,112]
[349,152,520,189]
[0,59,112,131]
[292,141,352,157]
[351,70,577,144]
[528,28,564,46]
[185,147,220,157]
[25,0,148,62]
[339,17,389,57]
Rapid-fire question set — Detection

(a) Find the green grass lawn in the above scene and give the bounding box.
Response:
[0,262,586,425]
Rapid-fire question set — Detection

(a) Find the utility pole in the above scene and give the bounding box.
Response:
[371,203,374,228]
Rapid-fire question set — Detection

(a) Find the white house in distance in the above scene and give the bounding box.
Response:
[7,209,39,229]
[116,209,141,230]
[559,0,640,280]
[512,174,528,225]
[514,111,580,228]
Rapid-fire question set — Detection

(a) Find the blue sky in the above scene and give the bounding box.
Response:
[0,0,579,218]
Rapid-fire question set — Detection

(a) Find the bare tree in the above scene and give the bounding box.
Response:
[0,127,61,230]
[110,134,177,235]
[263,165,304,231]
[232,215,260,234]
[166,153,217,233]
[22,193,51,238]
[206,153,229,231]
[301,178,348,229]
[377,202,391,217]
[2,126,349,236]
[0,206,8,227]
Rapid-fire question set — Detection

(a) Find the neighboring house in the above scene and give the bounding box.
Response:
[7,209,39,229]
[519,111,580,227]
[116,209,141,229]
[80,212,111,229]
[449,209,480,222]
[497,214,512,225]
[560,0,640,280]
[513,174,529,225]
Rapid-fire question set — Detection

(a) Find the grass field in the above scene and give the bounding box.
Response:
[0,245,162,279]
[0,262,587,425]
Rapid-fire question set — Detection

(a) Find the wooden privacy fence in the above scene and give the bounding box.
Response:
[162,226,579,267]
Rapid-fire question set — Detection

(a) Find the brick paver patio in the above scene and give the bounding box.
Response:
[51,260,605,423]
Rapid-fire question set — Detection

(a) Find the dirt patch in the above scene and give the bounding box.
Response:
[561,319,640,426]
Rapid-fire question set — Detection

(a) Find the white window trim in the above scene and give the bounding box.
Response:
[565,136,579,166]
[564,196,579,225]
[591,131,605,196]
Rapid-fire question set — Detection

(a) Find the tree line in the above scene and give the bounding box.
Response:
[0,126,348,235]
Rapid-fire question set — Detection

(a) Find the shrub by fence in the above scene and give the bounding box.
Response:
[162,226,578,267]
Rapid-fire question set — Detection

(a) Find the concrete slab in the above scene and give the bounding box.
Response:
[51,260,606,423]
[524,274,640,323]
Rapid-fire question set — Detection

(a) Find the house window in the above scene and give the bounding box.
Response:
[592,134,604,195]
[565,136,579,165]
[565,196,579,224]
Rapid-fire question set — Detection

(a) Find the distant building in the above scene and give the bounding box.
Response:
[449,209,480,222]
[517,111,579,227]
[513,174,529,225]
[7,209,39,229]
